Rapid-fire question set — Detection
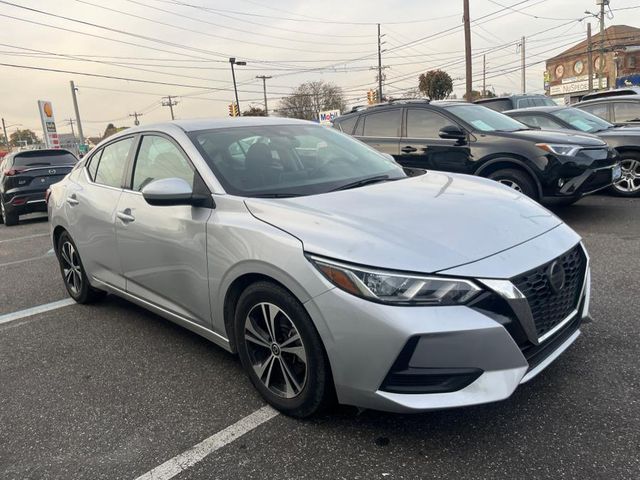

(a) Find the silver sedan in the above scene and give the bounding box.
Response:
[48,117,591,417]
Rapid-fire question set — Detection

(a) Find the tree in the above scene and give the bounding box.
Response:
[242,106,266,117]
[418,70,453,100]
[463,90,482,102]
[102,123,129,140]
[279,81,346,121]
[10,129,40,147]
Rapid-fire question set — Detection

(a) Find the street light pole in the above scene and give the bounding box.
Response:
[229,57,247,115]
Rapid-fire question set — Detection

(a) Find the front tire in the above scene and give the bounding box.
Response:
[234,281,333,418]
[488,168,538,200]
[609,154,640,197]
[56,231,106,303]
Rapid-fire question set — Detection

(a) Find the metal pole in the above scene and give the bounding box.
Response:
[169,96,175,120]
[68,119,76,140]
[587,23,593,93]
[377,23,383,101]
[1,118,9,150]
[230,58,241,115]
[256,75,271,116]
[521,36,526,94]
[463,0,472,101]
[482,54,486,98]
[162,96,177,120]
[69,81,85,145]
[598,1,605,90]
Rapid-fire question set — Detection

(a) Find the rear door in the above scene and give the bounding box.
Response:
[64,136,135,290]
[399,107,472,173]
[355,108,401,156]
[115,133,213,326]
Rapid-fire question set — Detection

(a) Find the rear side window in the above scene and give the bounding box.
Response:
[13,151,77,167]
[86,150,102,181]
[362,109,401,137]
[94,137,134,188]
[335,116,358,135]
[613,102,640,123]
[406,108,452,138]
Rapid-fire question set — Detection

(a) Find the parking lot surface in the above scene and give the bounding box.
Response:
[1,196,639,480]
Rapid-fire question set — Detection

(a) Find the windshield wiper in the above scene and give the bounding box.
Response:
[329,175,395,192]
[251,193,300,198]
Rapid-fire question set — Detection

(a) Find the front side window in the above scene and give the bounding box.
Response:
[613,102,640,123]
[94,137,134,188]
[445,105,528,132]
[553,108,613,133]
[362,110,401,137]
[132,135,194,191]
[406,108,452,138]
[190,124,406,197]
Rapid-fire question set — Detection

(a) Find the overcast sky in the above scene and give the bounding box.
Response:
[1,0,639,139]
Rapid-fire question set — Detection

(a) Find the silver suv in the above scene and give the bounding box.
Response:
[48,118,591,417]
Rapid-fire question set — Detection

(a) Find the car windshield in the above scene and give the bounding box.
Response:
[13,151,77,167]
[445,104,529,132]
[190,124,407,197]
[553,107,614,133]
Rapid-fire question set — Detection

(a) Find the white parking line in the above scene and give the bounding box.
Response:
[0,254,54,268]
[134,406,280,480]
[0,298,76,326]
[0,232,50,244]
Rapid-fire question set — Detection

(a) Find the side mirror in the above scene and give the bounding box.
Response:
[141,178,213,208]
[439,125,467,142]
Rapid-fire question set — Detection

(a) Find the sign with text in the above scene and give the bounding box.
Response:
[37,100,60,149]
[550,78,608,96]
[318,109,341,126]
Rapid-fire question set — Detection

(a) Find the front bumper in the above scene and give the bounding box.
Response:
[304,236,590,413]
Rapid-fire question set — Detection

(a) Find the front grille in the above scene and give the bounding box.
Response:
[512,245,586,340]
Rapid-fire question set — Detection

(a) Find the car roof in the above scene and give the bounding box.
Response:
[503,106,566,114]
[476,94,548,102]
[578,94,640,105]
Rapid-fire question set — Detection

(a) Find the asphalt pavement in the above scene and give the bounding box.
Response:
[0,197,638,480]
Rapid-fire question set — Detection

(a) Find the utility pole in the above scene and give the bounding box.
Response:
[463,0,472,101]
[129,112,143,126]
[520,36,526,94]
[482,54,486,98]
[162,95,178,120]
[67,119,76,140]
[69,81,85,146]
[1,118,9,150]
[598,0,606,90]
[377,23,384,102]
[256,75,272,116]
[229,58,246,115]
[587,23,594,93]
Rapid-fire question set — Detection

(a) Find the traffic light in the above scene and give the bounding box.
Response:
[228,102,239,117]
[367,89,378,105]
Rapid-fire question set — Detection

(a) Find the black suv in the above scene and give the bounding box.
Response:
[474,94,556,112]
[576,93,640,127]
[333,100,619,205]
[0,149,77,226]
[505,106,639,196]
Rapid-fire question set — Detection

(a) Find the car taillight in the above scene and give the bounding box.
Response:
[3,168,24,176]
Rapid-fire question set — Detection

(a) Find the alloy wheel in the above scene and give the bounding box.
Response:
[498,179,523,193]
[244,302,308,399]
[60,241,83,296]
[614,159,640,193]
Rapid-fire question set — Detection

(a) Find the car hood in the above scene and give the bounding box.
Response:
[245,172,563,274]
[490,129,606,146]
[599,126,640,141]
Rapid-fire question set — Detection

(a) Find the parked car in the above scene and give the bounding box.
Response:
[474,94,556,112]
[580,86,640,102]
[576,94,640,127]
[0,149,77,226]
[505,106,639,196]
[48,118,591,417]
[333,100,619,205]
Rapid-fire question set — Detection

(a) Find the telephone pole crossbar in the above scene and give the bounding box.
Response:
[161,95,178,120]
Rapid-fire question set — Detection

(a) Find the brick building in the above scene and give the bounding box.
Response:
[545,25,640,103]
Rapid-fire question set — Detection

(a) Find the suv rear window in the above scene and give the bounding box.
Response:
[13,150,77,167]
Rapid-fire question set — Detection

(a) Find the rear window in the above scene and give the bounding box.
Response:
[13,150,77,167]
[476,98,513,112]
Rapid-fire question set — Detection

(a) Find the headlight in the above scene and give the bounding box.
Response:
[536,143,582,156]
[309,255,482,306]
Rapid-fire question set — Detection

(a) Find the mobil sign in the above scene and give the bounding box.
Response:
[318,109,341,126]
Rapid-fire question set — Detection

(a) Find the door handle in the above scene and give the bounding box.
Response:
[116,210,135,223]
[66,194,79,206]
[401,146,418,153]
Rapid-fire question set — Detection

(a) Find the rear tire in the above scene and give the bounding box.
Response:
[609,153,640,197]
[56,231,106,304]
[488,168,538,200]
[1,200,18,226]
[234,281,334,418]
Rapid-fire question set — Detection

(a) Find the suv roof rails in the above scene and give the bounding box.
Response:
[386,98,431,105]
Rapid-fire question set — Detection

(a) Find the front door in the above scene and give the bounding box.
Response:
[115,134,213,326]
[398,108,472,173]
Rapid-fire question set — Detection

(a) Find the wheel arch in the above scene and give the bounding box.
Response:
[614,147,640,159]
[474,156,543,198]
